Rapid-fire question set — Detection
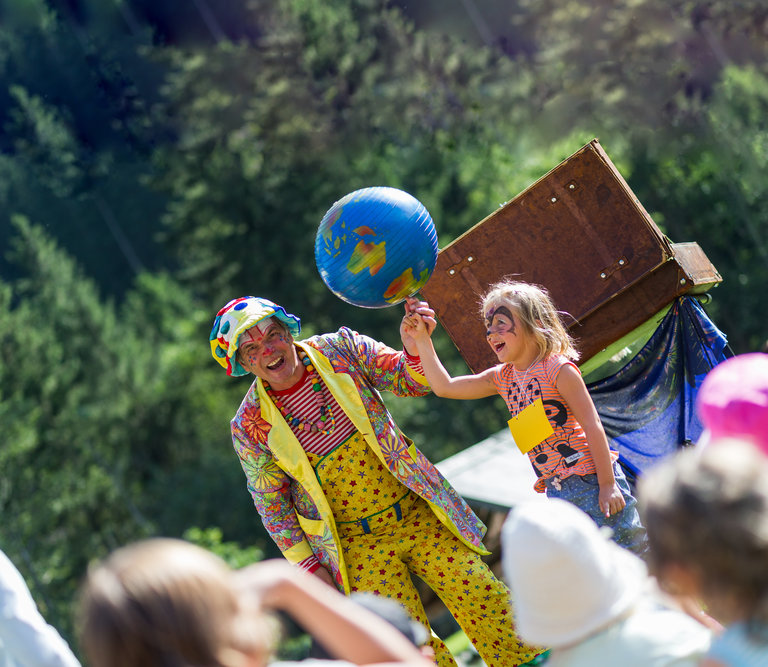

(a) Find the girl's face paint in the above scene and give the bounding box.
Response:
[484,306,532,364]
[485,306,516,337]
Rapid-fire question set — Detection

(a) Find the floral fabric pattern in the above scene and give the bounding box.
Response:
[230,327,487,590]
[239,405,270,446]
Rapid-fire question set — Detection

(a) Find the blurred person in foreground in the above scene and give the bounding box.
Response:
[639,439,768,666]
[208,296,541,666]
[0,547,81,667]
[77,537,432,667]
[501,498,711,666]
[309,593,434,663]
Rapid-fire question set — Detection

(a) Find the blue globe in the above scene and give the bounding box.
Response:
[315,187,438,309]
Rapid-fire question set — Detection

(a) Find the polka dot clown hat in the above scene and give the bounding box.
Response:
[209,297,301,376]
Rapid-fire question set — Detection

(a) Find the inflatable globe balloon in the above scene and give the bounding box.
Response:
[314,186,438,309]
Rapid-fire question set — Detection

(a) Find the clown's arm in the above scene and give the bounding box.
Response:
[232,423,331,582]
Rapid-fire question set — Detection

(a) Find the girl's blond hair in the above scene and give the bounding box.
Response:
[480,280,578,361]
[78,539,274,667]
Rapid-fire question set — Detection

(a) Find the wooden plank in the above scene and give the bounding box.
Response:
[421,140,722,373]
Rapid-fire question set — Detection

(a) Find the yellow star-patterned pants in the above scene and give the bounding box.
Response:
[310,432,541,667]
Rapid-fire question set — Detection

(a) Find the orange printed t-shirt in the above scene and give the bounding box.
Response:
[492,355,617,493]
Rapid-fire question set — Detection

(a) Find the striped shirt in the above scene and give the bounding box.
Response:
[282,350,423,572]
[272,350,424,456]
[493,355,616,493]
[271,365,356,456]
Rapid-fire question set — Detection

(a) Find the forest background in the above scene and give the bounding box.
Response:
[1,0,766,658]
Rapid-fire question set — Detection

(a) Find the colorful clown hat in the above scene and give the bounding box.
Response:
[209,297,301,376]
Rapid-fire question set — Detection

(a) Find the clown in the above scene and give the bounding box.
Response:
[209,296,541,667]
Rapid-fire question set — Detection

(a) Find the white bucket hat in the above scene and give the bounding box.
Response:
[501,498,648,648]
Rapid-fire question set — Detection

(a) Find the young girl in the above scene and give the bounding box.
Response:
[406,279,647,554]
[638,439,768,666]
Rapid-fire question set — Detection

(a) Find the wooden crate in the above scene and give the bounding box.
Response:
[420,139,722,373]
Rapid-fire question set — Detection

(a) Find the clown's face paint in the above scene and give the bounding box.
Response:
[237,321,302,390]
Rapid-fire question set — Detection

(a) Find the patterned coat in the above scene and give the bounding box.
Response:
[231,327,488,592]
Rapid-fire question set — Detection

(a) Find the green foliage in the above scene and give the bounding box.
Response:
[0,0,167,294]
[1,0,767,654]
[151,0,530,331]
[182,526,264,569]
[0,219,264,642]
[0,216,154,639]
[625,65,768,352]
[509,0,768,143]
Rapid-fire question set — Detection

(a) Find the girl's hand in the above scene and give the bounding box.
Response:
[400,297,436,353]
[402,311,428,338]
[598,482,626,518]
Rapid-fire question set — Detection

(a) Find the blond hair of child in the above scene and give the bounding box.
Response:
[77,539,433,667]
[480,280,578,362]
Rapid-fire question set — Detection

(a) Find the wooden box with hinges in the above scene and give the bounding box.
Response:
[420,139,723,374]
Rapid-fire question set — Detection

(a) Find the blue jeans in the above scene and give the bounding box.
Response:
[544,461,648,556]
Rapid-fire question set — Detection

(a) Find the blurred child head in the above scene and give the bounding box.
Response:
[77,538,273,667]
[481,280,578,362]
[501,498,647,648]
[696,352,768,456]
[638,440,768,630]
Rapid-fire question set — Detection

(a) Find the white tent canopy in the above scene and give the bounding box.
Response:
[436,429,539,512]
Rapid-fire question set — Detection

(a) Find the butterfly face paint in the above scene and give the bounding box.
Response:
[485,306,516,338]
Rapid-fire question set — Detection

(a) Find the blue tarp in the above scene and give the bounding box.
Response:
[587,297,730,485]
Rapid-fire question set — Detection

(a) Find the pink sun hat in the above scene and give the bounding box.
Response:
[696,352,768,455]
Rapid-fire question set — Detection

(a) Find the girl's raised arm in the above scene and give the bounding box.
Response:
[404,313,497,400]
